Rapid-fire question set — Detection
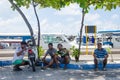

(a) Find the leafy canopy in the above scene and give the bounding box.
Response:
[12,0,71,9]
[73,0,120,13]
[92,0,120,11]
[13,0,120,13]
[12,0,120,12]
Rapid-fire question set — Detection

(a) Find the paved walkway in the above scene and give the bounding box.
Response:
[0,66,120,80]
[0,54,120,63]
[0,49,120,80]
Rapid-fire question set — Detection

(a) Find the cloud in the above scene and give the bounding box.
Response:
[39,18,80,35]
[41,19,47,25]
[0,18,2,21]
[55,3,81,16]
[0,16,30,33]
[85,13,100,22]
[0,0,120,35]
[97,20,120,31]
[85,19,102,26]
[93,20,102,25]
[0,0,38,33]
[0,0,12,11]
[66,18,75,22]
[40,20,65,33]
[0,0,6,5]
[111,14,119,19]
[0,16,22,26]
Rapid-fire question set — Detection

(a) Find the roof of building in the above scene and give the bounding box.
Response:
[98,30,120,33]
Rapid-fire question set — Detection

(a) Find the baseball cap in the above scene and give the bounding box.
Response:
[97,42,102,45]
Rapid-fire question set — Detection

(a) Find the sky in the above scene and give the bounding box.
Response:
[0,0,120,35]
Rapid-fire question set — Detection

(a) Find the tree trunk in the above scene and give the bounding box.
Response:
[32,0,41,59]
[78,8,85,62]
[8,0,36,46]
[75,55,79,62]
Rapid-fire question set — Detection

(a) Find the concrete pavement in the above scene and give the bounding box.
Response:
[0,66,120,80]
[0,54,120,63]
[0,49,120,80]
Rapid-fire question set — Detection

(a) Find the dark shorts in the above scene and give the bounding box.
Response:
[58,57,70,64]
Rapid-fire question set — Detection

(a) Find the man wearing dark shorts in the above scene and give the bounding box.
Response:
[57,44,70,69]
[42,43,59,69]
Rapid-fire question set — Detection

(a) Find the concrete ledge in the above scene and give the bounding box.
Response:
[0,60,12,66]
[59,63,120,70]
[1,60,120,70]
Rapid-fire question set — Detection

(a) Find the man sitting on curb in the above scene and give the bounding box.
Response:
[93,42,108,71]
[57,44,70,69]
[42,43,59,69]
[12,41,29,71]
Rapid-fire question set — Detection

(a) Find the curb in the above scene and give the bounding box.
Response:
[0,60,120,70]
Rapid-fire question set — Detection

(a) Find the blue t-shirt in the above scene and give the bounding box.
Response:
[94,48,107,58]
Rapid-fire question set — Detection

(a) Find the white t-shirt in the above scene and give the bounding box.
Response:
[12,47,27,63]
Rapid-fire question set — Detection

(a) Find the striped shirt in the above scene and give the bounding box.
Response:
[94,48,107,58]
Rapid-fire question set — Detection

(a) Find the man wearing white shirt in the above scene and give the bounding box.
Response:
[12,41,29,71]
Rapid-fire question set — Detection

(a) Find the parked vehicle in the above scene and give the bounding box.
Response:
[0,33,111,49]
[103,41,113,48]
[39,33,78,50]
[27,41,36,72]
[0,33,78,50]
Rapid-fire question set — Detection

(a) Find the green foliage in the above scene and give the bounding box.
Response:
[14,0,31,8]
[12,0,71,10]
[35,0,71,10]
[106,47,111,54]
[73,0,120,13]
[70,46,81,57]
[73,0,91,13]
[11,0,120,13]
[92,0,120,11]
[11,0,120,14]
[37,46,45,58]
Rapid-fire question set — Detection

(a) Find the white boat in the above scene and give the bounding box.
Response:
[0,33,111,49]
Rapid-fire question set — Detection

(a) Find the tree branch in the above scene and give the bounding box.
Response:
[78,8,85,61]
[32,0,41,59]
[8,0,36,46]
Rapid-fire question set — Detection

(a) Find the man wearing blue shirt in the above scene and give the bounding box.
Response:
[94,42,108,71]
